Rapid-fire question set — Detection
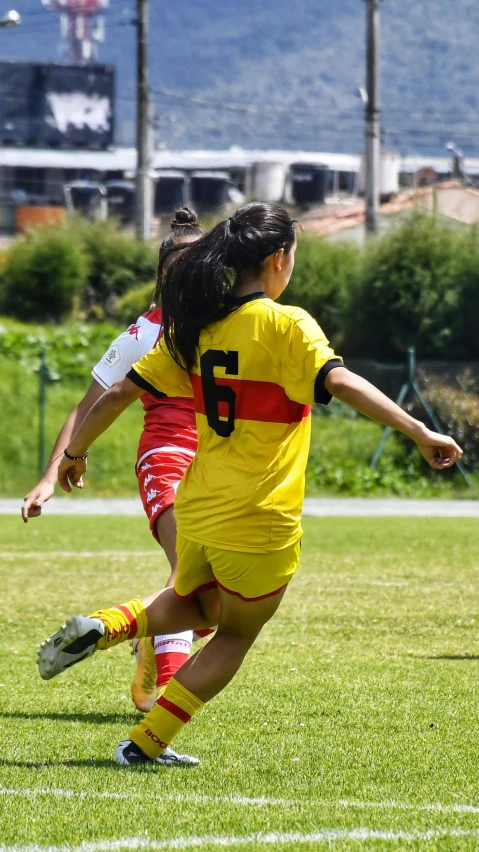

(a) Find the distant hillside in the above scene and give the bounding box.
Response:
[2,0,479,155]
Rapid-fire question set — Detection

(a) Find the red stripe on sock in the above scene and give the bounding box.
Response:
[158,695,191,724]
[117,605,137,639]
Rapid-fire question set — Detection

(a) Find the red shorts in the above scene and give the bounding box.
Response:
[136,450,193,543]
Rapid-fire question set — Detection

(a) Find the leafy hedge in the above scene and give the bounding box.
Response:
[115,281,156,324]
[341,213,479,360]
[72,218,157,302]
[0,319,119,382]
[279,234,359,344]
[0,218,157,322]
[405,369,479,471]
[1,210,479,363]
[0,227,89,322]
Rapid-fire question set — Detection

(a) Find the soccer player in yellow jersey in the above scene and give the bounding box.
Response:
[37,202,462,767]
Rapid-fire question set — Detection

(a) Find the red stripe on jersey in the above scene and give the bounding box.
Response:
[117,605,137,639]
[158,695,191,724]
[190,374,311,424]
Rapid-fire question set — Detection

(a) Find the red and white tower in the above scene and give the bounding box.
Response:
[42,0,110,63]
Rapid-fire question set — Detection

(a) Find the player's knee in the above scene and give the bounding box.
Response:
[215,623,260,647]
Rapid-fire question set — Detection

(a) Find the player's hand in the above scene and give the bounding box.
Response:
[22,479,55,523]
[57,455,87,493]
[415,430,463,469]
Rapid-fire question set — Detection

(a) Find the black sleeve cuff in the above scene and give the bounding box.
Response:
[127,368,166,400]
[314,359,344,405]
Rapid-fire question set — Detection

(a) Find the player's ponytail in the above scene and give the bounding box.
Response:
[161,201,296,371]
[151,208,203,306]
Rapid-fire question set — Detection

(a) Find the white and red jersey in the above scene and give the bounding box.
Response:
[92,308,197,467]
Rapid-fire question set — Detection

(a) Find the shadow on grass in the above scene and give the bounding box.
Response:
[0,758,132,770]
[0,711,139,724]
[425,655,479,661]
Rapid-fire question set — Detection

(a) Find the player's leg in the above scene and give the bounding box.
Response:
[37,583,215,680]
[131,461,196,713]
[116,582,286,765]
[37,533,219,681]
[115,539,299,766]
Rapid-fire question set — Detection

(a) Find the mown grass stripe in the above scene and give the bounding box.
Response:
[1,787,479,814]
[3,827,479,851]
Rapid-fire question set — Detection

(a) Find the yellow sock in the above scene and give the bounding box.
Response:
[90,598,148,650]
[129,677,204,759]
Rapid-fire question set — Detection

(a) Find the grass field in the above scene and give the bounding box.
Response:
[2,514,479,850]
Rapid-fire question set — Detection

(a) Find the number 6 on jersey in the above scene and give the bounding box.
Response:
[200,350,239,438]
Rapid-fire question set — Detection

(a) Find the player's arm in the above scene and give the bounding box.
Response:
[324,367,462,469]
[57,377,143,493]
[57,340,193,493]
[23,323,151,517]
[22,379,105,522]
[285,308,462,470]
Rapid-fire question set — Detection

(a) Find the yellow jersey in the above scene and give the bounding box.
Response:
[129,293,342,553]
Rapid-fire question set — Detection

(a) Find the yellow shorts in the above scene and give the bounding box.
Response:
[174,533,301,602]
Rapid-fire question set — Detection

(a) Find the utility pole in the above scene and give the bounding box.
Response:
[365,0,381,235]
[135,0,151,240]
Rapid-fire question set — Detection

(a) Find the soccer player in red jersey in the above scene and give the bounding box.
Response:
[24,209,209,765]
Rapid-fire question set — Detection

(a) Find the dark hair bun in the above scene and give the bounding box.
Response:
[171,207,199,228]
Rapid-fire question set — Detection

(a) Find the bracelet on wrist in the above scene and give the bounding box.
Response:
[64,448,89,462]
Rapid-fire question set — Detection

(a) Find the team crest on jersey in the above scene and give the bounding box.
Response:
[103,344,121,367]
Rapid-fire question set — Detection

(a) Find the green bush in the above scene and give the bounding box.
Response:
[449,226,479,359]
[115,281,156,325]
[0,228,88,322]
[0,318,120,382]
[406,369,479,471]
[72,218,158,302]
[341,212,475,359]
[280,233,359,343]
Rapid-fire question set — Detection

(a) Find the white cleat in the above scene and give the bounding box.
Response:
[37,615,105,681]
[115,739,200,767]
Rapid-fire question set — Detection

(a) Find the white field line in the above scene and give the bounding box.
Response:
[2,787,479,815]
[3,828,479,851]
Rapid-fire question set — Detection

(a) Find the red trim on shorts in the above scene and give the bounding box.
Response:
[214,578,288,602]
[117,605,137,639]
[193,628,215,638]
[158,695,191,724]
[173,581,218,601]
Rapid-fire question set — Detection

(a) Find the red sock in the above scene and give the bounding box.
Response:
[152,631,193,688]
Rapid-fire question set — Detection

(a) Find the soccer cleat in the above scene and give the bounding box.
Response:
[158,746,200,767]
[130,638,157,713]
[115,739,200,767]
[37,615,105,681]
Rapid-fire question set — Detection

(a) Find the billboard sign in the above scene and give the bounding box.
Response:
[0,61,115,148]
